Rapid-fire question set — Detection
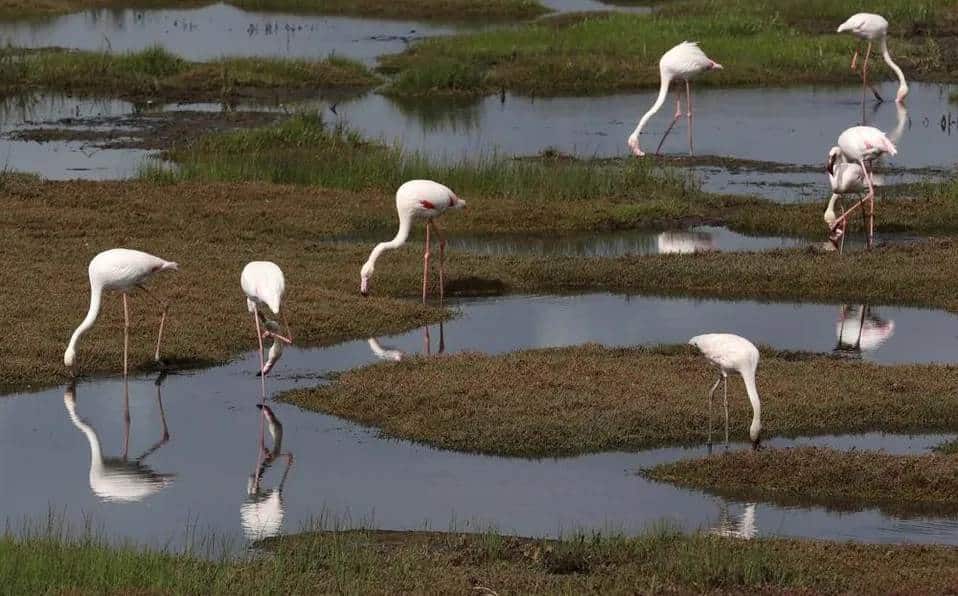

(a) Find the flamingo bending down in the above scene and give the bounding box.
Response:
[241,261,292,395]
[824,146,868,251]
[826,126,897,248]
[64,248,178,377]
[688,333,762,449]
[837,13,909,111]
[627,41,723,157]
[243,403,293,541]
[360,180,465,303]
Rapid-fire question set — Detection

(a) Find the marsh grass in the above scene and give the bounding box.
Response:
[380,1,956,96]
[0,47,379,101]
[8,524,958,593]
[645,446,958,516]
[281,344,958,456]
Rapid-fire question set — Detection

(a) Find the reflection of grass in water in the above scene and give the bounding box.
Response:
[283,344,958,456]
[8,520,958,593]
[0,0,548,21]
[380,0,954,96]
[645,445,958,517]
[0,46,379,101]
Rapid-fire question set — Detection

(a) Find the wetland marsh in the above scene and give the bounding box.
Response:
[3,0,958,592]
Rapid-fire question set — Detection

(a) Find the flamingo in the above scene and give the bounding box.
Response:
[826,126,897,248]
[835,304,895,356]
[63,378,174,503]
[360,180,466,303]
[368,338,404,362]
[838,13,909,113]
[824,146,868,251]
[241,261,292,396]
[242,403,293,541]
[688,333,762,449]
[627,41,723,157]
[64,248,178,377]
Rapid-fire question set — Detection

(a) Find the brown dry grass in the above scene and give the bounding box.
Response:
[646,446,958,516]
[283,344,958,456]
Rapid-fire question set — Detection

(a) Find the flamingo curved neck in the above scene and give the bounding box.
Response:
[67,283,103,359]
[880,37,908,99]
[741,367,762,438]
[365,212,412,269]
[66,408,104,474]
[631,75,672,142]
[824,194,839,225]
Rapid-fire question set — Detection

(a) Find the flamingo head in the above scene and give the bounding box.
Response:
[826,146,841,175]
[64,346,76,368]
[449,193,466,210]
[708,60,723,70]
[360,262,374,297]
[257,320,285,376]
[627,133,644,157]
[750,419,762,450]
[896,84,909,104]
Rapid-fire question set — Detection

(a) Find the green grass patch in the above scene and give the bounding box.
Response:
[7,527,958,593]
[379,1,957,96]
[0,47,379,101]
[645,446,958,515]
[281,344,958,456]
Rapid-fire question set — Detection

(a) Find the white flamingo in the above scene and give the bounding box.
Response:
[63,379,174,503]
[656,231,714,254]
[835,304,896,355]
[838,13,909,110]
[241,261,292,396]
[64,248,178,377]
[689,333,762,449]
[368,338,404,362]
[826,126,897,248]
[360,180,465,303]
[627,41,723,157]
[824,146,868,250]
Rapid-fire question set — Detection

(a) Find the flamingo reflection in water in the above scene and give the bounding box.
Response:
[656,231,714,254]
[835,304,896,357]
[242,404,293,541]
[62,374,175,503]
[367,322,445,362]
[710,502,757,539]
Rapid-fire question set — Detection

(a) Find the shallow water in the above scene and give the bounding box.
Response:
[2,293,957,552]
[0,3,460,64]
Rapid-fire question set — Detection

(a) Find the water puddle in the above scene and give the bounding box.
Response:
[0,3,464,64]
[2,293,957,552]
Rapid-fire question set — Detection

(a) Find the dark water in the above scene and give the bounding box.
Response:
[2,294,957,552]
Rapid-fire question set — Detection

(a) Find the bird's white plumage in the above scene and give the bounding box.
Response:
[656,232,713,254]
[241,261,285,315]
[837,126,897,163]
[837,12,888,40]
[368,338,404,362]
[689,333,759,373]
[660,41,719,79]
[836,306,896,352]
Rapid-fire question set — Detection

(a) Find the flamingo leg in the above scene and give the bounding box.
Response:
[122,293,130,378]
[137,286,170,363]
[686,79,694,156]
[422,220,432,304]
[122,379,131,460]
[655,88,683,155]
[860,159,876,248]
[723,375,729,446]
[707,376,721,447]
[253,306,266,398]
[423,325,431,355]
[432,221,447,305]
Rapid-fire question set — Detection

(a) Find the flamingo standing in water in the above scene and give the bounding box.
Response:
[627,41,723,157]
[826,126,897,248]
[360,180,465,303]
[824,146,868,251]
[838,13,909,113]
[688,333,762,449]
[241,261,292,397]
[64,248,178,377]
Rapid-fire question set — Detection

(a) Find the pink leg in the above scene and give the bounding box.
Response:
[122,293,130,378]
[655,92,683,155]
[686,79,694,156]
[861,42,871,120]
[422,221,432,304]
[253,307,266,399]
[263,311,293,345]
[432,222,447,304]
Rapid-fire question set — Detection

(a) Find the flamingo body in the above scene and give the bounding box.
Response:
[241,261,285,316]
[837,126,897,163]
[360,180,465,298]
[628,41,722,156]
[64,248,178,368]
[689,333,762,447]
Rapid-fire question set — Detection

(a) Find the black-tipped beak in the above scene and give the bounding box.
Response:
[256,403,265,410]
[360,290,369,298]
[751,438,762,451]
